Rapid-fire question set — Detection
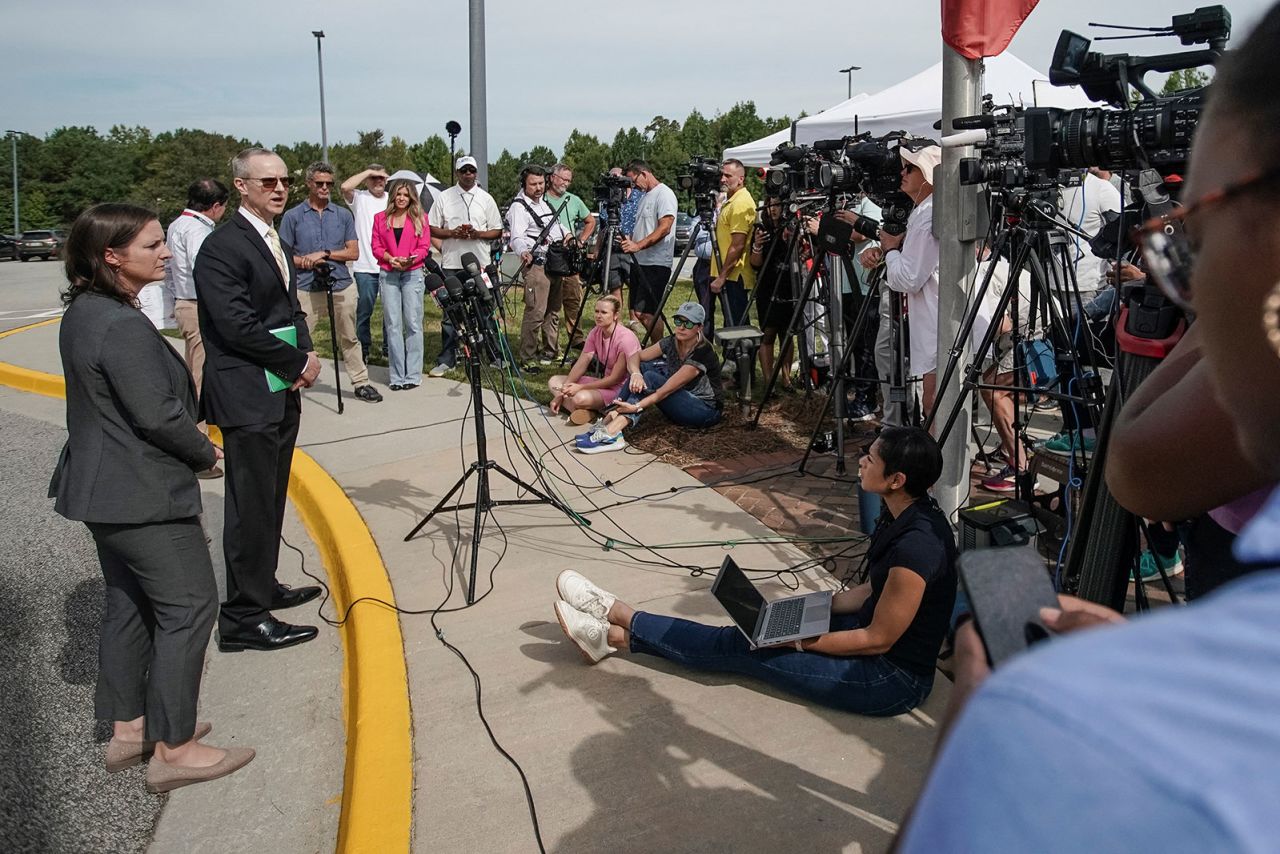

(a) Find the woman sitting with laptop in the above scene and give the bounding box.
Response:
[554,427,958,716]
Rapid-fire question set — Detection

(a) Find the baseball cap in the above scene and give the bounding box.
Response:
[673,301,706,325]
[900,145,942,185]
[455,155,478,171]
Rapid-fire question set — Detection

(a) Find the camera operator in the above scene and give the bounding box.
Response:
[279,162,382,403]
[507,165,570,370]
[750,199,797,388]
[545,163,596,351]
[428,155,504,374]
[709,159,757,328]
[859,146,942,417]
[620,160,678,340]
[899,9,1280,847]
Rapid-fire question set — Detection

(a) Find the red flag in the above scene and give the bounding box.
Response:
[942,0,1040,59]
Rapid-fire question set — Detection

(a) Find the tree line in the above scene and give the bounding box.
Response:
[1,102,791,231]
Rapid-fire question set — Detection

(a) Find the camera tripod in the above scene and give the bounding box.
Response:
[404,301,585,604]
[926,193,1105,506]
[312,264,345,414]
[557,216,632,367]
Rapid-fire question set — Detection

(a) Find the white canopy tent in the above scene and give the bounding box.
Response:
[723,53,1099,161]
[722,93,868,167]
[793,52,1097,145]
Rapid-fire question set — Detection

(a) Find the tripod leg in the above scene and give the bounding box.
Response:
[404,464,479,541]
[487,462,588,525]
[325,286,345,414]
[750,252,822,426]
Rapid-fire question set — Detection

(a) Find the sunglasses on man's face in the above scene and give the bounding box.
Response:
[247,176,292,190]
[458,167,477,174]
[312,180,334,187]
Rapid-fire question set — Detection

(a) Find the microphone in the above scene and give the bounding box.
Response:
[942,130,989,148]
[442,275,480,345]
[460,251,495,308]
[423,271,445,295]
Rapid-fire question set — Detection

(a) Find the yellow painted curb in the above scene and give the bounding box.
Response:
[0,318,412,853]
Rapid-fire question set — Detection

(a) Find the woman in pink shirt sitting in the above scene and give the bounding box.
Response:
[372,180,433,389]
[549,295,640,425]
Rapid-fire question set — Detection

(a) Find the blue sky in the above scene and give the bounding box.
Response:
[0,0,1269,156]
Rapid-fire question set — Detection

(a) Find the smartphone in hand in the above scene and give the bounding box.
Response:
[958,548,1060,667]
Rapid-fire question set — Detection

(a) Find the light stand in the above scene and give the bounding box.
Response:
[313,264,345,414]
[312,31,328,164]
[405,277,585,603]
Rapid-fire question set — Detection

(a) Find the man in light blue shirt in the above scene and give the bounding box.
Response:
[900,512,1280,853]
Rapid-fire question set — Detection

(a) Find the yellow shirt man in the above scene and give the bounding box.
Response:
[712,186,757,289]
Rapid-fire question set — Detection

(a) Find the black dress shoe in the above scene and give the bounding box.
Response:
[218,617,318,652]
[272,582,321,609]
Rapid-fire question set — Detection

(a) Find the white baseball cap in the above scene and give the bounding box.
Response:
[455,155,478,170]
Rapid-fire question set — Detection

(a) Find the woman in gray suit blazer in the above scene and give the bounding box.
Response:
[51,204,254,793]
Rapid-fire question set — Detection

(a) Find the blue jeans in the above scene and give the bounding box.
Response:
[621,362,722,428]
[381,269,425,385]
[628,611,933,716]
[354,272,381,360]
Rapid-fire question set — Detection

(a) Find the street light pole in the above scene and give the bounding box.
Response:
[312,30,329,164]
[6,131,18,235]
[839,64,861,100]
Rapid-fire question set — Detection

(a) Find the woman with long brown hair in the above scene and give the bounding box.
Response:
[52,203,253,792]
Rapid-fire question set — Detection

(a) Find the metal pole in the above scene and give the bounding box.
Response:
[7,132,18,235]
[839,65,861,101]
[312,31,329,164]
[468,0,489,188]
[933,46,983,520]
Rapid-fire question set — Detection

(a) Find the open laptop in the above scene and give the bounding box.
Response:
[711,556,833,649]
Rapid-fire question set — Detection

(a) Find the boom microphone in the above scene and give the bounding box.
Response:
[460,251,495,308]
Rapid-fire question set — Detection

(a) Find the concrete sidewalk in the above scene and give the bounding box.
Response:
[0,308,950,853]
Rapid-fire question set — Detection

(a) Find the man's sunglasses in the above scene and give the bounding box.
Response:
[312,180,334,187]
[458,166,478,174]
[246,176,292,190]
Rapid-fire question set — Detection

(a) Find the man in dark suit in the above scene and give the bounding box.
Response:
[195,147,323,651]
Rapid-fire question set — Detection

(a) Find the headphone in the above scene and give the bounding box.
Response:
[518,164,547,188]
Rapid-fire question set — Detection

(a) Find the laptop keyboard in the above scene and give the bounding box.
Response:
[763,598,805,640]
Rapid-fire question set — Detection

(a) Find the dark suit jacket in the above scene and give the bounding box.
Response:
[193,211,313,428]
[50,293,218,523]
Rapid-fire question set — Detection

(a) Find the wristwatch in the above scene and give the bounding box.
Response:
[323,250,331,260]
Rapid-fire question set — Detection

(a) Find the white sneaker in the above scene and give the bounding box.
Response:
[556,570,616,621]
[554,601,615,664]
[428,363,450,378]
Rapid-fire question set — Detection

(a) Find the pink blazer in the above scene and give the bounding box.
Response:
[371,211,432,272]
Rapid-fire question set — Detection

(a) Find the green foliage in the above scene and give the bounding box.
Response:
[4,101,792,230]
[1160,68,1211,95]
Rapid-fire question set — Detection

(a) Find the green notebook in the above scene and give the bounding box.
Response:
[266,325,298,392]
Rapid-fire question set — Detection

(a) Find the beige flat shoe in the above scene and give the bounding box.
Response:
[106,721,213,773]
[146,746,255,794]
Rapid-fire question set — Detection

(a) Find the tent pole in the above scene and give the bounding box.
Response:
[934,46,983,520]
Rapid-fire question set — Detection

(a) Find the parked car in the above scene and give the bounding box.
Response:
[17,230,64,261]
[0,234,18,261]
[674,212,694,257]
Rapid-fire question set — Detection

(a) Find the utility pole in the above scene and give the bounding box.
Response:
[312,31,329,164]
[839,64,861,100]
[468,0,489,187]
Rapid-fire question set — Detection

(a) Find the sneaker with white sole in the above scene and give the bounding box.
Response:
[556,570,616,621]
[575,429,627,454]
[428,363,450,378]
[554,600,615,663]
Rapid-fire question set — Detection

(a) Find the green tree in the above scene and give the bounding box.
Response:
[679,110,716,160]
[610,127,648,169]
[487,149,523,201]
[560,129,612,208]
[1160,67,1211,95]
[409,134,452,180]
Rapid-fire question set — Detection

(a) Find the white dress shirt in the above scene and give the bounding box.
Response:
[429,184,503,269]
[884,195,940,376]
[506,191,565,257]
[164,209,215,301]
